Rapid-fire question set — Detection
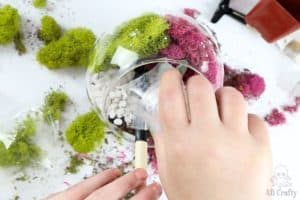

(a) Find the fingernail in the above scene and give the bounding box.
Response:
[152,183,162,197]
[134,169,147,180]
[113,168,122,177]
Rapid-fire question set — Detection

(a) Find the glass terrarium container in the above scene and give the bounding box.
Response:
[86,12,224,142]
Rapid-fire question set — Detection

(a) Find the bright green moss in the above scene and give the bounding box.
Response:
[0,5,26,55]
[37,28,96,69]
[65,155,84,174]
[0,117,41,168]
[89,14,170,72]
[65,111,106,153]
[33,0,47,8]
[38,16,62,44]
[0,5,21,45]
[42,90,69,124]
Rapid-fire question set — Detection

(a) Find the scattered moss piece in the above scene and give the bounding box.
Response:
[65,111,106,153]
[42,90,69,123]
[37,28,96,69]
[14,196,20,200]
[65,155,84,174]
[0,117,41,168]
[89,14,170,72]
[15,175,29,181]
[33,0,47,8]
[0,5,21,45]
[13,32,26,55]
[38,16,62,44]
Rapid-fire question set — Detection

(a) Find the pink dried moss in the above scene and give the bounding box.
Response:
[224,66,265,100]
[282,96,300,113]
[183,8,200,19]
[161,15,223,90]
[264,109,286,126]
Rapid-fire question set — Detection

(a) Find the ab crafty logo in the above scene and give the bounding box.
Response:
[266,165,298,200]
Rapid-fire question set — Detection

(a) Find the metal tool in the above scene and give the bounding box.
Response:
[211,0,246,24]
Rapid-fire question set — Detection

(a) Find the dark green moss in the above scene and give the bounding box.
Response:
[13,32,26,55]
[65,155,84,174]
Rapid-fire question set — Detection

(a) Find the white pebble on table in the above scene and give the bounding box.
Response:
[114,118,123,126]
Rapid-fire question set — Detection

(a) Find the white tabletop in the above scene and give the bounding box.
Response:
[0,0,300,199]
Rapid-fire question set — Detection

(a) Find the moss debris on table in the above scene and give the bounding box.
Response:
[0,117,41,168]
[42,90,69,124]
[65,155,84,174]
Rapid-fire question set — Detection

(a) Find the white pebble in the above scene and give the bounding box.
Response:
[124,117,132,125]
[119,100,127,107]
[114,118,123,126]
[116,109,125,118]
[109,111,116,119]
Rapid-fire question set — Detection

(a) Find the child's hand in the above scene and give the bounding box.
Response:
[46,169,161,200]
[153,70,272,200]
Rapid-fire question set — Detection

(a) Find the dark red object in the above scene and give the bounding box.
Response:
[264,109,286,126]
[246,0,300,43]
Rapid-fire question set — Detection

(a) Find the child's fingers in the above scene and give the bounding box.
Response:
[215,87,248,132]
[131,183,162,200]
[159,69,189,131]
[186,75,220,125]
[248,114,269,144]
[86,169,147,200]
[65,169,121,199]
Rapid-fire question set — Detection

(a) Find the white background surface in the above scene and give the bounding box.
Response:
[0,0,300,199]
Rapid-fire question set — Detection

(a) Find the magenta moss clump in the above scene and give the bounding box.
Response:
[160,15,223,89]
[264,109,286,126]
[183,8,200,19]
[295,97,300,105]
[282,105,298,113]
[224,66,265,100]
[282,96,300,114]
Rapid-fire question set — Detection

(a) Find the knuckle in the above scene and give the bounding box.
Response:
[125,174,138,189]
[220,87,245,104]
[188,75,212,91]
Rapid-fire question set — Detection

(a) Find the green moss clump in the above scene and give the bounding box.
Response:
[38,16,62,44]
[33,0,47,8]
[65,111,106,153]
[0,5,26,55]
[42,90,69,123]
[37,28,96,69]
[0,117,41,168]
[65,155,84,174]
[0,5,21,44]
[89,14,170,72]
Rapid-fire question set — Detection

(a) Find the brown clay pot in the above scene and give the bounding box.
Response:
[246,0,300,43]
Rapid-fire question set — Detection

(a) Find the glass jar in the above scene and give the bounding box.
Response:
[86,12,224,142]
